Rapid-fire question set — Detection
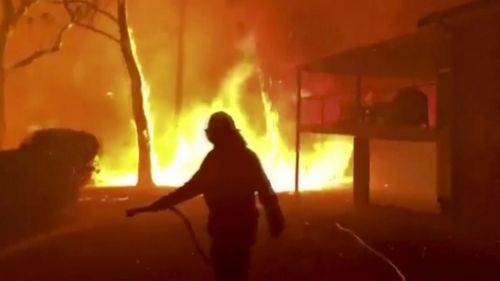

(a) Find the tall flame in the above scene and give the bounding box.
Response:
[93,32,353,192]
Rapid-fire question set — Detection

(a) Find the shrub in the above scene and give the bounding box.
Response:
[0,129,99,234]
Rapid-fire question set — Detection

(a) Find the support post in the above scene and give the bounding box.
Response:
[436,71,452,217]
[320,95,326,125]
[353,75,370,207]
[294,68,302,193]
[353,137,370,207]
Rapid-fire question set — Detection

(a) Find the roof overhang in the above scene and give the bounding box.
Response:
[300,26,448,80]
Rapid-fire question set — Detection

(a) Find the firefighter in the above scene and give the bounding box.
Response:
[126,111,285,281]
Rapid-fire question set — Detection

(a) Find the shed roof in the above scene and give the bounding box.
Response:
[300,26,447,79]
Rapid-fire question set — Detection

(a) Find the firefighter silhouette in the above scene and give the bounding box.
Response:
[126,111,285,281]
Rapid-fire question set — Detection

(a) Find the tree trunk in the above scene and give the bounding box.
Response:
[0,67,5,149]
[174,0,185,118]
[0,33,7,149]
[117,0,154,188]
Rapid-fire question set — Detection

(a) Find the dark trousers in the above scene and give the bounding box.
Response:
[210,241,251,281]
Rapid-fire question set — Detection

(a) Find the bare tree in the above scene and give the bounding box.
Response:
[116,0,154,188]
[61,0,154,188]
[0,0,74,147]
[1,0,154,188]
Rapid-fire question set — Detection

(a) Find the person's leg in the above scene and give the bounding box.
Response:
[210,242,251,281]
[210,244,226,281]
[228,246,251,281]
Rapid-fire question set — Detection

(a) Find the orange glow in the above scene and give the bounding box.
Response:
[92,30,353,192]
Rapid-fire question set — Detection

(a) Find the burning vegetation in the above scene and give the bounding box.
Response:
[1,1,500,281]
[2,0,355,192]
[0,0,472,193]
[94,53,354,191]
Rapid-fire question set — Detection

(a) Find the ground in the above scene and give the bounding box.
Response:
[0,190,498,281]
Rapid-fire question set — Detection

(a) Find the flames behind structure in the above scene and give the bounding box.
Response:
[2,0,366,192]
[5,0,475,192]
[94,32,353,191]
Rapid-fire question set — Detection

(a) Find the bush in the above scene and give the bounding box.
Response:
[0,129,99,234]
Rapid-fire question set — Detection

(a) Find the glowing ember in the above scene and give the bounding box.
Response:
[93,32,353,192]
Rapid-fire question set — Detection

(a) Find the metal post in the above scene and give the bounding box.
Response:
[355,75,363,122]
[320,95,326,126]
[353,75,370,207]
[353,137,370,207]
[294,68,302,193]
[436,70,452,217]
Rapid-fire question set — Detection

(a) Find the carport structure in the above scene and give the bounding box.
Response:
[294,1,500,231]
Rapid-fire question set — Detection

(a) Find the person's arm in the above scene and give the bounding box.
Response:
[251,152,285,237]
[126,154,211,217]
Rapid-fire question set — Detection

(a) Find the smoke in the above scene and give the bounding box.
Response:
[3,0,472,147]
[228,0,472,70]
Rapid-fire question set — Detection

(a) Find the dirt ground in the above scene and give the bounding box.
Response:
[0,190,498,281]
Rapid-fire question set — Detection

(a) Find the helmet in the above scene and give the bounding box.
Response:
[206,111,237,132]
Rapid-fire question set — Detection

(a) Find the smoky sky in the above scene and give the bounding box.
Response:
[229,0,472,71]
[4,0,471,146]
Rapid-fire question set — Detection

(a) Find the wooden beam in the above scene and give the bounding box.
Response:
[436,70,452,216]
[299,123,441,142]
[294,68,302,193]
[353,75,370,207]
[353,136,370,207]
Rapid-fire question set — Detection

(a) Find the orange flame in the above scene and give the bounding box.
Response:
[93,32,353,192]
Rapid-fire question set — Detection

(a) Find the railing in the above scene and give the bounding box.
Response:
[300,94,357,127]
[298,93,438,142]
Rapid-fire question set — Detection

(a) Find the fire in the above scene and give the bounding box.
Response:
[93,31,353,192]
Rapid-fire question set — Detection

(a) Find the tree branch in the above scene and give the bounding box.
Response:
[2,0,41,31]
[8,23,72,70]
[74,22,119,43]
[1,0,16,28]
[62,0,76,21]
[4,0,118,71]
[58,0,120,43]
[13,1,37,24]
[47,0,118,23]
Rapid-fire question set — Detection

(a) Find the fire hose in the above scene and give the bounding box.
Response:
[0,207,405,280]
[167,209,405,280]
[168,208,405,279]
[0,207,212,266]
[167,207,212,265]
